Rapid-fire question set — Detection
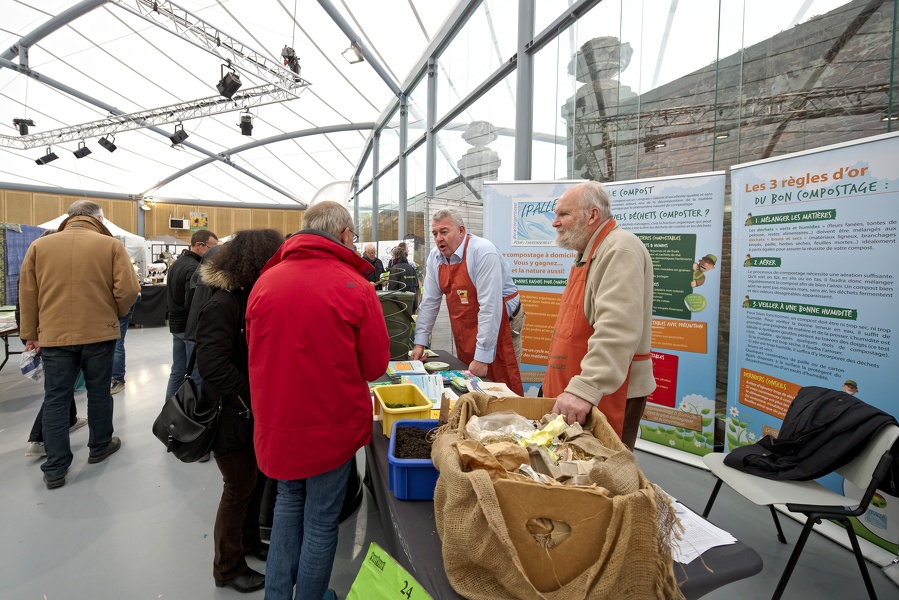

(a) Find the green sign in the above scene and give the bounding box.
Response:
[348,543,433,600]
[748,299,857,320]
[637,232,696,320]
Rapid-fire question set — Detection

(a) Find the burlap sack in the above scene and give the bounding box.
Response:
[432,393,682,600]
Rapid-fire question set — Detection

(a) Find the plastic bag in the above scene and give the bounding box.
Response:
[465,410,537,442]
[20,349,44,382]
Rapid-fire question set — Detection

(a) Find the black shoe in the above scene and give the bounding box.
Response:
[215,567,265,593]
[43,473,66,490]
[247,542,269,561]
[88,437,121,464]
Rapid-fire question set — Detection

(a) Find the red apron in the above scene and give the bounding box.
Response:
[543,219,650,437]
[440,235,524,395]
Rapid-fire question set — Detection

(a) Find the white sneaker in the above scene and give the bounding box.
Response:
[110,379,125,395]
[69,417,88,433]
[25,442,47,457]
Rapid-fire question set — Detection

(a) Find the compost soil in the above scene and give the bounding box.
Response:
[394,425,433,459]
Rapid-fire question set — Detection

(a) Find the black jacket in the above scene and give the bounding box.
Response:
[724,386,897,483]
[166,250,201,333]
[184,245,222,342]
[362,254,385,286]
[386,258,419,296]
[195,263,253,454]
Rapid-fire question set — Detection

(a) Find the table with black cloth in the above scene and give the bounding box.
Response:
[130,284,167,327]
[364,351,763,600]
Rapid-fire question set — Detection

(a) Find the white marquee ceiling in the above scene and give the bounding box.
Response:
[0,0,454,206]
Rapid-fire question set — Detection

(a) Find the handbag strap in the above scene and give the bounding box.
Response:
[185,346,197,379]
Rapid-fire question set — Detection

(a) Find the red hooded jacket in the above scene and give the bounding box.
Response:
[247,230,390,480]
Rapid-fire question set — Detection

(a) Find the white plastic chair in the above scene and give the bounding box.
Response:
[701,423,899,600]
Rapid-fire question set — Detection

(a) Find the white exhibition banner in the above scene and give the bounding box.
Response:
[484,174,726,460]
[483,181,583,392]
[605,173,726,457]
[729,131,899,552]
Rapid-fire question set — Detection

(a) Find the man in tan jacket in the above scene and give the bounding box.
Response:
[543,182,655,450]
[19,200,140,489]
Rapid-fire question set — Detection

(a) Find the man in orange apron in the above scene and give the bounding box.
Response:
[412,209,524,395]
[543,182,655,450]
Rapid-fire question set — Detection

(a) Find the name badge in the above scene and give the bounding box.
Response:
[457,289,469,304]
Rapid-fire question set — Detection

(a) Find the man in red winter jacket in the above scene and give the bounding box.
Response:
[247,200,389,600]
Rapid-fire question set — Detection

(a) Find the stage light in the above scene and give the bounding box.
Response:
[716,132,729,139]
[140,199,152,211]
[73,141,92,159]
[35,147,58,165]
[217,65,242,99]
[99,135,117,152]
[240,112,253,136]
[169,123,188,146]
[342,43,364,64]
[281,45,301,78]
[13,118,35,135]
[882,113,898,122]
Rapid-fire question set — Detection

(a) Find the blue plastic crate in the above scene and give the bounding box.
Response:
[388,419,439,500]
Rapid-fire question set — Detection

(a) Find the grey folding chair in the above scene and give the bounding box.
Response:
[701,423,899,600]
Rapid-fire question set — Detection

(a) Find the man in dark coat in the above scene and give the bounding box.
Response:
[361,242,384,289]
[164,229,217,402]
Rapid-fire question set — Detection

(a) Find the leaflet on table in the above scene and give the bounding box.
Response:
[399,374,444,406]
[386,360,428,377]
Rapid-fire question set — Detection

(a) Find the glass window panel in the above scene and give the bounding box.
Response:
[378,165,400,241]
[436,0,518,118]
[434,71,516,230]
[405,144,428,266]
[356,186,373,242]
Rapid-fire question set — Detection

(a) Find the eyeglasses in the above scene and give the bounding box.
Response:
[345,227,358,243]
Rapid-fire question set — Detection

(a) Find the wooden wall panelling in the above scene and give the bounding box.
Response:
[109,200,137,233]
[213,208,232,237]
[233,208,252,232]
[33,193,63,225]
[5,190,33,224]
[269,210,286,234]
[287,209,302,233]
[251,210,269,230]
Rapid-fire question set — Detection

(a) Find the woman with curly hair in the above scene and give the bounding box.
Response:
[195,228,284,593]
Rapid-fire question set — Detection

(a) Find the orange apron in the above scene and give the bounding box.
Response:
[440,235,524,395]
[543,219,650,436]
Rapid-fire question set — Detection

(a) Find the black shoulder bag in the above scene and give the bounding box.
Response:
[152,349,221,462]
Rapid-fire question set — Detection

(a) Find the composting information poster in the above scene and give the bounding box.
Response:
[729,131,899,553]
[484,173,726,461]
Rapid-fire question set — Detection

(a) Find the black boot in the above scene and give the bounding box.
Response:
[214,566,265,593]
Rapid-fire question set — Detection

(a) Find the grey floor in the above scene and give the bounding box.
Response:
[1,325,896,599]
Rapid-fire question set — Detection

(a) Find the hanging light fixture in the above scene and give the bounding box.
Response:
[13,118,35,135]
[35,147,58,165]
[239,110,253,136]
[216,63,242,99]
[169,123,189,146]
[99,135,117,152]
[73,141,92,159]
[342,42,364,64]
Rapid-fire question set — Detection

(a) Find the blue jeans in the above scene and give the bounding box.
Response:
[265,459,353,600]
[164,332,198,401]
[112,305,134,382]
[40,341,116,479]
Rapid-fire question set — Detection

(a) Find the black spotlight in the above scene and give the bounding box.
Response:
[240,112,253,136]
[99,135,117,152]
[35,147,58,165]
[13,118,35,135]
[73,141,92,159]
[217,65,242,99]
[169,123,189,146]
